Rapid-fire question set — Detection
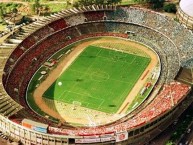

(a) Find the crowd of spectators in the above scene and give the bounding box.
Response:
[65,13,86,26]
[32,26,54,40]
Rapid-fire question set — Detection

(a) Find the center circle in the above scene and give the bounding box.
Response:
[90,70,110,82]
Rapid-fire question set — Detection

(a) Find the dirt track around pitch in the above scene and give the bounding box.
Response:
[33,38,158,125]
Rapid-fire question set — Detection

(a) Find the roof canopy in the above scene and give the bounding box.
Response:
[180,0,193,17]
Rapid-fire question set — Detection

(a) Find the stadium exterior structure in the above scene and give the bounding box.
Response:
[0,5,193,145]
[177,0,193,30]
[176,58,193,84]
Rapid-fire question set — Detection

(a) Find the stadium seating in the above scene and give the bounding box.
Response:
[3,19,182,126]
[84,11,104,21]
[48,19,68,31]
[65,13,86,26]
[32,25,54,40]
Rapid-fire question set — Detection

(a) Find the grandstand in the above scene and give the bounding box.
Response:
[0,5,192,145]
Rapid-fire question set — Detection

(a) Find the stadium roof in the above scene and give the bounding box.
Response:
[180,0,193,17]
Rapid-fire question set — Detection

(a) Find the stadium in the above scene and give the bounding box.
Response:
[177,0,193,30]
[0,5,193,145]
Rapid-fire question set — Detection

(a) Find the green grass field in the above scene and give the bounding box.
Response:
[43,46,150,113]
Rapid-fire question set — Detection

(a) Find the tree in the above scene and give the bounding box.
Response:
[106,0,122,5]
[66,0,72,8]
[134,0,165,9]
[12,8,18,14]
[41,5,50,16]
[149,0,165,9]
[163,3,177,13]
[94,0,105,5]
[165,141,174,145]
[33,0,41,15]
[0,7,4,22]
[133,0,148,3]
[11,7,18,25]
[73,0,122,7]
[73,2,79,8]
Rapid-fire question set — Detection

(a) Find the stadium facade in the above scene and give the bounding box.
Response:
[0,5,193,145]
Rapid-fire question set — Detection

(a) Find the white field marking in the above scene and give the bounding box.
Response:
[69,68,131,84]
[69,68,110,80]
[58,91,68,101]
[97,99,105,109]
[92,44,148,58]
[58,91,84,103]
[67,97,105,111]
[89,71,110,81]
[109,51,127,60]
[68,99,90,107]
[129,55,136,64]
[58,89,104,107]
[96,53,136,66]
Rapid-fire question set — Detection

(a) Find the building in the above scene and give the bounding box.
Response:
[177,0,193,30]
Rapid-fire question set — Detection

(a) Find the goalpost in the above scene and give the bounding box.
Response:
[72,101,82,110]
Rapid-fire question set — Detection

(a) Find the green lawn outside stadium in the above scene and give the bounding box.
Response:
[43,45,150,113]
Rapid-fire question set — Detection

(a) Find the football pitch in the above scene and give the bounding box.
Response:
[43,46,150,113]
